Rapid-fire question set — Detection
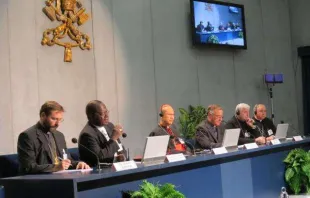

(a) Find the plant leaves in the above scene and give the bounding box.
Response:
[290,174,301,194]
[285,167,295,182]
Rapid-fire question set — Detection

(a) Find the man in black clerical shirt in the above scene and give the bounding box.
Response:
[195,104,225,149]
[18,101,89,174]
[252,104,276,141]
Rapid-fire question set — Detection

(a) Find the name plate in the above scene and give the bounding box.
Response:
[244,143,258,150]
[166,153,186,163]
[112,160,137,172]
[293,136,303,141]
[212,147,228,155]
[270,139,281,145]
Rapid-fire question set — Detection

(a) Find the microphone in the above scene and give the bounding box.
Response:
[71,138,111,170]
[122,133,127,138]
[185,140,196,156]
[126,148,130,161]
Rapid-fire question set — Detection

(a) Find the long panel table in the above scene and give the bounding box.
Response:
[1,139,310,198]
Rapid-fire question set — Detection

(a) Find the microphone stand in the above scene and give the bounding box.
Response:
[184,140,196,156]
[268,85,275,123]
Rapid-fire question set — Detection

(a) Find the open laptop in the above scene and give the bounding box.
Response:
[141,135,170,166]
[221,128,240,152]
[275,123,289,140]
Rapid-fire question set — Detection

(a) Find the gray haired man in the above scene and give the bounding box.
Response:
[225,103,266,145]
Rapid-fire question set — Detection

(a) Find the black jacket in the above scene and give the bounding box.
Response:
[17,122,78,175]
[253,117,276,137]
[195,120,225,149]
[225,116,261,145]
[78,122,126,167]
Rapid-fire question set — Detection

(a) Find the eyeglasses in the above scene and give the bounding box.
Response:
[50,117,64,123]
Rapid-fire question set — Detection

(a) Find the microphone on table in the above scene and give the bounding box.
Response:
[280,120,303,138]
[184,140,196,156]
[71,138,111,170]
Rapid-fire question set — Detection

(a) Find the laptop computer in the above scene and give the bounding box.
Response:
[221,128,240,152]
[141,135,170,166]
[275,123,289,140]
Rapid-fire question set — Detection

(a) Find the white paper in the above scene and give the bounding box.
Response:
[244,143,258,150]
[166,153,186,163]
[293,136,303,141]
[271,139,281,145]
[212,147,228,155]
[113,160,137,171]
[53,168,93,174]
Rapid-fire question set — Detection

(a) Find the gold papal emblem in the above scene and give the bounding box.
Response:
[41,0,92,62]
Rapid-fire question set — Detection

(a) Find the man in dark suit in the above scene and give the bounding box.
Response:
[196,104,225,149]
[225,103,266,145]
[196,21,205,32]
[252,104,276,141]
[17,101,90,175]
[78,100,126,167]
[149,104,187,154]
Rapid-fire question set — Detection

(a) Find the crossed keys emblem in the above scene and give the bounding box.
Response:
[41,0,92,62]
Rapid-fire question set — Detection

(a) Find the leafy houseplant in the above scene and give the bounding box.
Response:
[284,148,310,194]
[179,105,207,139]
[130,180,185,198]
[207,35,219,44]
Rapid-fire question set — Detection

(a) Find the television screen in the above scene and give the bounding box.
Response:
[190,0,247,49]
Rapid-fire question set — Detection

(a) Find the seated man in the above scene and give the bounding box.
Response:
[218,22,225,31]
[205,21,214,31]
[252,104,276,141]
[225,103,266,145]
[196,21,205,32]
[18,101,89,175]
[149,104,187,154]
[78,100,127,167]
[196,105,225,149]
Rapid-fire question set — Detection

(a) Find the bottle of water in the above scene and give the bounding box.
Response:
[280,187,289,198]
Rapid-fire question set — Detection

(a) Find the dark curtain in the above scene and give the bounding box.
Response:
[297,46,310,135]
[301,56,310,135]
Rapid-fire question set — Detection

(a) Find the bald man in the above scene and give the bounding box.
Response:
[149,104,187,154]
[252,104,276,141]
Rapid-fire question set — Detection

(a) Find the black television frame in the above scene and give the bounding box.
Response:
[190,0,247,49]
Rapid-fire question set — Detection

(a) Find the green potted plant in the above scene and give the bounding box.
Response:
[284,148,310,194]
[207,35,219,44]
[128,180,185,198]
[179,105,207,139]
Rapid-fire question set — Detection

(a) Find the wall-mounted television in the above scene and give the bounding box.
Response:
[190,0,247,49]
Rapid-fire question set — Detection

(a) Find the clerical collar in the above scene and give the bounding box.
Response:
[254,117,263,122]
